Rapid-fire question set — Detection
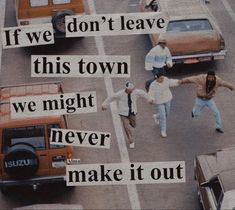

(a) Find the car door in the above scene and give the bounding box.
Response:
[204,176,224,210]
[195,163,211,210]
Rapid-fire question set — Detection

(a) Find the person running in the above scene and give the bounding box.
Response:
[102,82,153,148]
[181,71,234,133]
[148,73,180,138]
[145,39,173,91]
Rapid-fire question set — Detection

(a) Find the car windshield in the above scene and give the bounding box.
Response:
[3,125,45,152]
[30,0,49,7]
[167,19,213,32]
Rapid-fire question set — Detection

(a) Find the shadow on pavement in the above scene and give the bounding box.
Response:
[21,37,84,55]
[167,61,217,78]
[1,184,75,205]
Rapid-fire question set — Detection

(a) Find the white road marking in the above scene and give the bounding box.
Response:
[0,0,6,73]
[221,0,235,23]
[87,0,141,209]
[129,0,142,6]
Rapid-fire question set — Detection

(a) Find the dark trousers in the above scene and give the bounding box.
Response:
[145,67,165,91]
[152,67,165,76]
[120,114,136,143]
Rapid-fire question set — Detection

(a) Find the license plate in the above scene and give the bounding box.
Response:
[199,57,211,62]
[184,58,199,64]
[52,155,65,168]
[52,161,65,168]
[214,55,225,60]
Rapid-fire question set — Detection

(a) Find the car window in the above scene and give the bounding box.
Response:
[210,177,223,206]
[48,124,65,149]
[53,0,71,4]
[167,19,213,32]
[3,125,45,152]
[30,0,49,7]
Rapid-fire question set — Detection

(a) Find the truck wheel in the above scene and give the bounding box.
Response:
[3,143,39,180]
[52,10,75,34]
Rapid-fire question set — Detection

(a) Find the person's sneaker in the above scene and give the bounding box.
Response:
[191,112,194,118]
[153,114,159,125]
[216,128,224,133]
[129,142,135,149]
[161,131,167,138]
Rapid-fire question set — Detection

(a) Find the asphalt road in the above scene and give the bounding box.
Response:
[0,0,235,209]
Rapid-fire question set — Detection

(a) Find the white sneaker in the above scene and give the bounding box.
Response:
[152,114,159,125]
[161,131,167,138]
[129,142,135,149]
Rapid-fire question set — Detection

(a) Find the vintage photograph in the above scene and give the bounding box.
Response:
[0,0,235,209]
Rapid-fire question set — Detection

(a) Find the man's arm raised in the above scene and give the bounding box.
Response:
[217,77,235,91]
[180,75,202,85]
[137,89,154,104]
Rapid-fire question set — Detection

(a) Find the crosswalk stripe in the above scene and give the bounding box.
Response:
[0,0,6,73]
[221,0,235,23]
[87,0,141,209]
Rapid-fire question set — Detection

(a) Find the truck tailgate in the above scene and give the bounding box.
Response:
[162,30,221,56]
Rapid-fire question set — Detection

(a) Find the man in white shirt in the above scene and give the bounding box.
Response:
[102,82,153,148]
[145,39,173,91]
[145,39,173,75]
[148,73,180,138]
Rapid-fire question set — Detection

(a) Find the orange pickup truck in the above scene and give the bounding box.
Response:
[0,82,73,194]
[142,0,226,64]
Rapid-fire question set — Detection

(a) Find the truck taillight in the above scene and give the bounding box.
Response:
[20,21,29,25]
[219,34,225,50]
[67,152,73,159]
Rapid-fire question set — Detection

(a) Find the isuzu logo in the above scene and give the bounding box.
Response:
[4,159,38,168]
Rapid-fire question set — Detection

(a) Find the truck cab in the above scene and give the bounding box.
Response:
[15,0,85,36]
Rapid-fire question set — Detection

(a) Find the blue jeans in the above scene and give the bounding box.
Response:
[155,101,171,133]
[193,97,222,129]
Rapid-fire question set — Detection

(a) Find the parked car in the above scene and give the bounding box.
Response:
[15,0,85,36]
[194,146,235,210]
[141,0,226,64]
[0,82,74,194]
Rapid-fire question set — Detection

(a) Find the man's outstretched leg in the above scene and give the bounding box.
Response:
[192,97,206,118]
[207,99,223,133]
